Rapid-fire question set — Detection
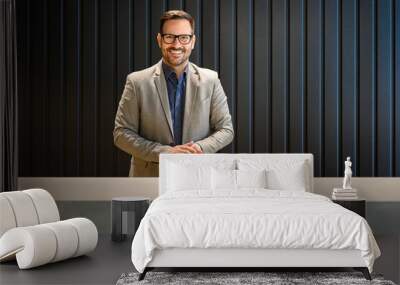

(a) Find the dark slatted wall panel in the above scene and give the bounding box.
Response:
[396,0,400,177]
[359,0,376,177]
[307,0,324,176]
[376,0,394,176]
[16,0,399,177]
[324,0,340,176]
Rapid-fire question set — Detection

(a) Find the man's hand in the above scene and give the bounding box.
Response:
[190,143,203,153]
[167,141,203,154]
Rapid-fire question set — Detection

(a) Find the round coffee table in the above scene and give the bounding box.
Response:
[111,197,150,242]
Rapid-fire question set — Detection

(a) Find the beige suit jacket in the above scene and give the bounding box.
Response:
[113,60,234,177]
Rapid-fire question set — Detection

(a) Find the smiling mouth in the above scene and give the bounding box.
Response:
[168,49,184,56]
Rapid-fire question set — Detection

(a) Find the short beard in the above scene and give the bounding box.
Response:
[163,48,189,67]
[164,56,187,67]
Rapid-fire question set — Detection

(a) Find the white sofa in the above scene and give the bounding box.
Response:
[0,189,98,269]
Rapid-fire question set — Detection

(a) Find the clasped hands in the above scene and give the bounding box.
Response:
[167,141,203,154]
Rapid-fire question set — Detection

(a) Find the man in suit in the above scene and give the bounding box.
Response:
[113,10,234,177]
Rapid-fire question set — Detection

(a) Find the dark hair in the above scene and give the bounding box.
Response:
[160,10,195,34]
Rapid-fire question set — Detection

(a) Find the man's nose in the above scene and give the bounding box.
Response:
[170,38,182,47]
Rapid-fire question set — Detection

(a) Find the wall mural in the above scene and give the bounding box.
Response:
[16,0,400,177]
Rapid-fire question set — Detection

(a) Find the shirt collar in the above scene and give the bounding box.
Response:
[162,61,188,81]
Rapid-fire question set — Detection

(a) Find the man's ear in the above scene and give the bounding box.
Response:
[157,33,162,48]
[191,35,196,49]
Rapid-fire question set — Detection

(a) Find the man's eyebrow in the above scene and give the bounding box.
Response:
[162,33,192,35]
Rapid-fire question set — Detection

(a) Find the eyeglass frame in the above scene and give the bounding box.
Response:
[160,34,194,44]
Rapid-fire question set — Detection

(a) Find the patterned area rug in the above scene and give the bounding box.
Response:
[116,271,396,285]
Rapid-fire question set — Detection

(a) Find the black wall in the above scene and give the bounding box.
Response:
[16,0,400,177]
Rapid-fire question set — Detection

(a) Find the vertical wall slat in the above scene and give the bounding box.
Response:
[307,0,323,176]
[219,0,236,153]
[168,0,183,10]
[150,0,166,65]
[133,1,149,70]
[236,0,253,153]
[289,0,305,153]
[29,0,45,176]
[16,0,31,176]
[59,0,65,175]
[76,0,82,175]
[377,0,393,176]
[395,0,400,176]
[94,0,99,175]
[271,0,289,153]
[98,0,116,176]
[43,0,49,175]
[47,0,63,176]
[80,0,97,176]
[115,0,132,176]
[324,0,340,176]
[254,0,271,153]
[359,0,376,176]
[185,0,201,65]
[341,0,358,175]
[63,0,79,176]
[201,0,218,71]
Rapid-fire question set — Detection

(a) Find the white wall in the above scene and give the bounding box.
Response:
[18,177,400,201]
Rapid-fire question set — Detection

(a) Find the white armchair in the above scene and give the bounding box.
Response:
[0,189,98,269]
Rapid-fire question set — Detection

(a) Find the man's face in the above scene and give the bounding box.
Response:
[157,19,196,68]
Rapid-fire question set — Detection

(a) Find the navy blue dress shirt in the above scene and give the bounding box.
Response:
[162,62,187,145]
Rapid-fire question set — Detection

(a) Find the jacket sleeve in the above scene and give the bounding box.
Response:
[195,78,234,153]
[113,76,172,162]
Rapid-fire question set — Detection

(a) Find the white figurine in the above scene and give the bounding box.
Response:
[343,157,352,189]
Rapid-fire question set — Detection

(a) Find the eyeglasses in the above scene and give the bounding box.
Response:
[161,34,193,44]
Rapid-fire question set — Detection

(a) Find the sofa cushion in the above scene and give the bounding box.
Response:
[0,189,60,237]
[0,191,39,227]
[0,196,17,237]
[24,189,60,223]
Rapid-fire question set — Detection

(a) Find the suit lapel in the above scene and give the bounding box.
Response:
[153,61,174,138]
[182,63,199,143]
